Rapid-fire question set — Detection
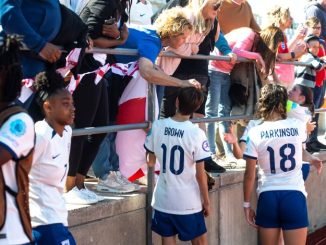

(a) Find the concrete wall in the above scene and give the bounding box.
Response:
[69,163,326,245]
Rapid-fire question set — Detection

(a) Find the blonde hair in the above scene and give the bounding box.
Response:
[154,6,193,39]
[266,5,291,28]
[305,16,321,27]
[185,0,218,35]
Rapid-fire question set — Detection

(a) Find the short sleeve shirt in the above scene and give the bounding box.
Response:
[0,112,34,245]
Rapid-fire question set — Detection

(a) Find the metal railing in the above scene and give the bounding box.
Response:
[72,48,320,245]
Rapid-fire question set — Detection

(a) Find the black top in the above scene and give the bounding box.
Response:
[173,19,218,77]
[79,0,128,40]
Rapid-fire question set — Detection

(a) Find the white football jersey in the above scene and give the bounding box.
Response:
[29,120,72,227]
[144,118,211,214]
[0,112,34,245]
[240,119,262,143]
[244,118,307,196]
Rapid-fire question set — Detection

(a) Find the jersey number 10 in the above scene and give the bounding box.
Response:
[161,144,185,175]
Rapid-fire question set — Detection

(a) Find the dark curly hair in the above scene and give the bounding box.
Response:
[0,34,23,103]
[33,70,66,106]
[256,84,288,121]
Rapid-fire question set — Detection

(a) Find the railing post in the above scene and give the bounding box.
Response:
[146,83,156,245]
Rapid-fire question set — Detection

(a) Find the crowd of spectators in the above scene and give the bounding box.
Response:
[1,0,326,244]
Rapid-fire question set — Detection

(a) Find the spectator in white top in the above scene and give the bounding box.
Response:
[130,0,154,25]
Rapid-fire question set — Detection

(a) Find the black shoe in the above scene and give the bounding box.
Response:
[306,142,320,153]
[314,141,326,150]
[204,158,226,173]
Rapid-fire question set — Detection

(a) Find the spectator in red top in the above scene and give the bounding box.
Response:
[304,17,326,152]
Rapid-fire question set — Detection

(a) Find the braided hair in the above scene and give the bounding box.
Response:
[0,34,23,103]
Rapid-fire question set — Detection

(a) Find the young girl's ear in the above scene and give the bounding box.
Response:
[299,94,306,105]
[43,100,51,115]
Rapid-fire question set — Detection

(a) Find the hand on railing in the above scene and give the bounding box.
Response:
[39,42,62,63]
[228,52,237,65]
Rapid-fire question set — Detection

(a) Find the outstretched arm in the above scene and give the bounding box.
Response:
[243,158,258,228]
[302,148,323,175]
[139,57,201,88]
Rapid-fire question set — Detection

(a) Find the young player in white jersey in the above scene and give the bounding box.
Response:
[225,84,317,179]
[29,70,76,244]
[144,87,211,245]
[0,35,35,245]
[243,84,322,245]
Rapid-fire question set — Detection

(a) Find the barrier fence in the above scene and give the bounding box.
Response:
[70,48,322,245]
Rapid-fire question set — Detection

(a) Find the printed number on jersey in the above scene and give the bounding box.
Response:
[267,143,296,174]
[161,144,184,175]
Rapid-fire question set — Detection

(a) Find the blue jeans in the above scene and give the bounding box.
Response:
[92,132,119,180]
[205,70,233,156]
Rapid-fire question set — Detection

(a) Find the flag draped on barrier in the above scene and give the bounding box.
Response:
[19,48,160,181]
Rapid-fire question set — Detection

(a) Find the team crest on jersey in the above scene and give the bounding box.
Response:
[280,42,286,50]
[10,119,26,137]
[202,140,210,152]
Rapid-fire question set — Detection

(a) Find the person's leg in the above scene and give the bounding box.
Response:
[259,228,281,245]
[76,79,109,188]
[92,133,111,180]
[280,191,308,245]
[282,228,307,245]
[68,73,101,191]
[162,236,177,245]
[308,86,322,143]
[217,73,234,160]
[205,70,221,154]
[191,233,208,245]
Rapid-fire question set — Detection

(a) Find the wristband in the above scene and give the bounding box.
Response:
[290,51,295,59]
[243,202,251,208]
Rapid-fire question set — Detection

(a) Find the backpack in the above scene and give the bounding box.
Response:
[0,105,34,242]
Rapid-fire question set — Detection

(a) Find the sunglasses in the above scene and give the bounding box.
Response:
[213,2,221,10]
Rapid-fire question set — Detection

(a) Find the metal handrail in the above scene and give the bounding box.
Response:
[89,47,313,66]
[71,115,254,136]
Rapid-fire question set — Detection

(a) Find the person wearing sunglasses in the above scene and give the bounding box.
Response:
[159,0,237,174]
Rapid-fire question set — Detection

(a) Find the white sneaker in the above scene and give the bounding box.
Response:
[96,172,135,193]
[115,171,141,191]
[80,187,105,202]
[64,187,98,205]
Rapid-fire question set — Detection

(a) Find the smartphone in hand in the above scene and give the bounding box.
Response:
[104,18,116,25]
